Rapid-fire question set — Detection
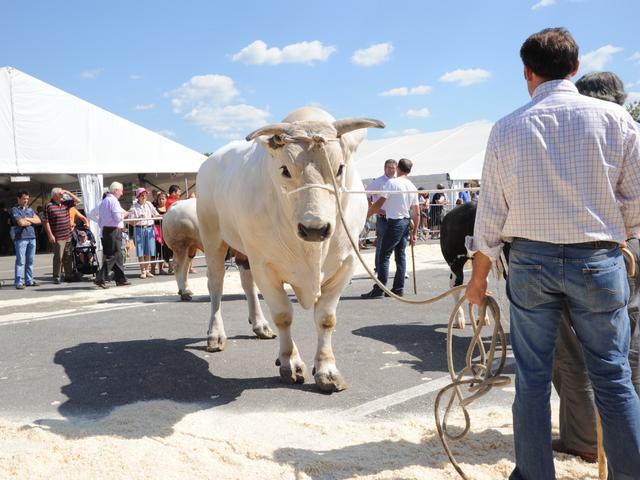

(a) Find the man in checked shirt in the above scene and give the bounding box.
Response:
[466,28,640,480]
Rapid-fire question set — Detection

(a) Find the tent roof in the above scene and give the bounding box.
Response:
[354,120,493,180]
[0,66,206,175]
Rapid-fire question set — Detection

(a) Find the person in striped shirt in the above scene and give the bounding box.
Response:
[43,187,81,284]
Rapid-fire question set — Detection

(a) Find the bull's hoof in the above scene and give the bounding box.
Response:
[180,293,193,301]
[252,322,276,339]
[314,370,347,392]
[206,336,226,352]
[279,362,307,384]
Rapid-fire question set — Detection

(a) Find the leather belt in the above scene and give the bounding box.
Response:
[513,238,618,249]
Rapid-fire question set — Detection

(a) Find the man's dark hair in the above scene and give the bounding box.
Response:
[384,159,397,167]
[397,158,412,174]
[576,71,627,106]
[463,182,470,188]
[520,28,579,80]
[168,184,180,194]
[16,190,29,198]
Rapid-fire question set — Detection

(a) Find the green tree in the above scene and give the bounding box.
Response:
[627,100,640,122]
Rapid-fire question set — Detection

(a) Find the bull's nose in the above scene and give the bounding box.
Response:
[297,223,332,242]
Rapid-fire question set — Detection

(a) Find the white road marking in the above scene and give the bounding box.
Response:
[344,357,515,419]
[0,303,150,327]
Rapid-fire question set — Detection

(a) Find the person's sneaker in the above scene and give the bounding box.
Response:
[551,439,597,463]
[54,277,62,284]
[95,281,109,289]
[26,281,40,287]
[139,272,147,279]
[15,284,25,290]
[145,271,154,278]
[116,280,132,286]
[360,288,384,299]
[384,289,404,297]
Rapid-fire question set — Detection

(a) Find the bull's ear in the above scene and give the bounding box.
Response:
[245,123,292,142]
[340,128,367,157]
[333,118,385,137]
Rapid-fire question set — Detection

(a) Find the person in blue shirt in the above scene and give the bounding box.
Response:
[458,182,471,204]
[10,190,41,289]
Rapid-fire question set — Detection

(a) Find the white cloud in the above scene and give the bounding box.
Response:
[626,92,640,105]
[406,108,430,118]
[155,130,176,139]
[383,128,423,138]
[629,52,640,64]
[626,80,640,88]
[532,0,556,10]
[167,74,270,138]
[351,42,393,67]
[439,68,491,86]
[185,104,270,139]
[80,68,103,79]
[134,103,155,111]
[379,85,432,96]
[168,75,239,114]
[580,45,623,71]
[232,40,336,65]
[130,74,142,80]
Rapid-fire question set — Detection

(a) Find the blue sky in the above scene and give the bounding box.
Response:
[4,0,640,154]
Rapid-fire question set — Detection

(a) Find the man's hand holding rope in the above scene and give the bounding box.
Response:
[466,252,492,305]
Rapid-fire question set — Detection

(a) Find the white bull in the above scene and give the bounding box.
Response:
[196,106,383,392]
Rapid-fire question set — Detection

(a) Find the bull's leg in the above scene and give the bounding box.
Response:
[238,265,275,339]
[312,255,355,392]
[204,242,229,352]
[252,267,306,384]
[173,244,193,301]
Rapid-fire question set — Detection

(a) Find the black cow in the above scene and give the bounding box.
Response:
[440,202,509,328]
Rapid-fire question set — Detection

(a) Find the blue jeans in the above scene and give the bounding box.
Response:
[374,215,388,272]
[14,238,36,286]
[376,218,409,292]
[507,239,640,480]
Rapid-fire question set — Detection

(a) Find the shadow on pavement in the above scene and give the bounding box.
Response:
[353,322,513,376]
[36,337,299,439]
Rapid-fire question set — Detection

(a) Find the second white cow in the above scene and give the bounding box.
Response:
[162,200,274,341]
[196,106,383,392]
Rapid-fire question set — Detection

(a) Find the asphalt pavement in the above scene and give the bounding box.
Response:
[0,245,516,439]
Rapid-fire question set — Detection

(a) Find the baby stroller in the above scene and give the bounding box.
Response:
[71,226,99,279]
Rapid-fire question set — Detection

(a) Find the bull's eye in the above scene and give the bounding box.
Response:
[336,164,345,177]
[280,166,292,178]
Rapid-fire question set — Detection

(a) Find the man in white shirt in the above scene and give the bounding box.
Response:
[361,158,420,298]
[466,28,640,480]
[366,159,396,272]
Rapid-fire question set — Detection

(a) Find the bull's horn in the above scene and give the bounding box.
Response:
[333,118,385,137]
[246,123,292,141]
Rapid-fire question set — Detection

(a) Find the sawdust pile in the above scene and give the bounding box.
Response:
[0,403,597,480]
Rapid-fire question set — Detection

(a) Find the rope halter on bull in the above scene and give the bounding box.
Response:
[248,125,511,480]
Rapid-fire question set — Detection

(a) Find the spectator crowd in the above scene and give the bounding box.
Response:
[6,183,189,290]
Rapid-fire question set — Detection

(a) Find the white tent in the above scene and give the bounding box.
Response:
[0,66,206,175]
[354,120,493,191]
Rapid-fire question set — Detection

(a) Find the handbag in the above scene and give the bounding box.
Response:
[153,224,164,245]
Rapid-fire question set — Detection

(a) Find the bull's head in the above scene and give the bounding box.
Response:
[246,108,384,243]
